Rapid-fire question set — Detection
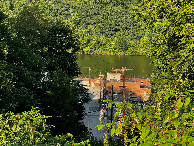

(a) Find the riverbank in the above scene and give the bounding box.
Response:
[76,53,147,56]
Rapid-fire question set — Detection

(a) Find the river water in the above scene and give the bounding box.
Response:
[77,55,153,78]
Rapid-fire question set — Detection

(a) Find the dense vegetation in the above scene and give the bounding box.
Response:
[0,108,90,145]
[0,4,90,144]
[0,0,193,145]
[98,0,194,145]
[0,0,146,55]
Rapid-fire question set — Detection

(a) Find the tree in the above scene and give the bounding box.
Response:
[98,0,194,145]
[0,12,13,90]
[0,0,146,55]
[0,9,45,112]
[0,6,90,139]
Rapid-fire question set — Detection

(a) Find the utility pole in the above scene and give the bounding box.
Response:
[99,72,104,102]
[112,67,134,115]
[110,85,114,143]
[111,85,114,124]
[112,67,134,142]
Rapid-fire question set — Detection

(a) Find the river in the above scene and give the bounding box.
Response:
[77,55,153,78]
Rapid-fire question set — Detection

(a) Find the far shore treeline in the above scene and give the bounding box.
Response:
[0,0,147,55]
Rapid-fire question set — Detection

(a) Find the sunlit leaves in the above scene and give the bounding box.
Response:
[0,108,90,145]
[141,125,150,139]
[0,0,149,55]
[97,0,193,145]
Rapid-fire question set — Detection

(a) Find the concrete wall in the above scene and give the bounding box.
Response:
[107,73,121,81]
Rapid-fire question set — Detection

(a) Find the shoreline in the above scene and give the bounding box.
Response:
[75,53,147,56]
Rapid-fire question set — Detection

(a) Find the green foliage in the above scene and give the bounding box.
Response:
[0,12,13,89]
[0,6,90,139]
[99,91,193,145]
[0,0,147,55]
[0,107,50,145]
[0,107,90,145]
[97,0,194,145]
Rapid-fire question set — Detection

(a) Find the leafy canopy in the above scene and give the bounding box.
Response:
[0,6,90,138]
[98,0,194,145]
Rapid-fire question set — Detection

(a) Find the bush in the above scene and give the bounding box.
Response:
[0,107,90,145]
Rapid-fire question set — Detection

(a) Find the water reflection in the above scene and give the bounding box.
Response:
[77,55,153,78]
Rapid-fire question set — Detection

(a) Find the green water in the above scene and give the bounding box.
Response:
[77,55,153,78]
